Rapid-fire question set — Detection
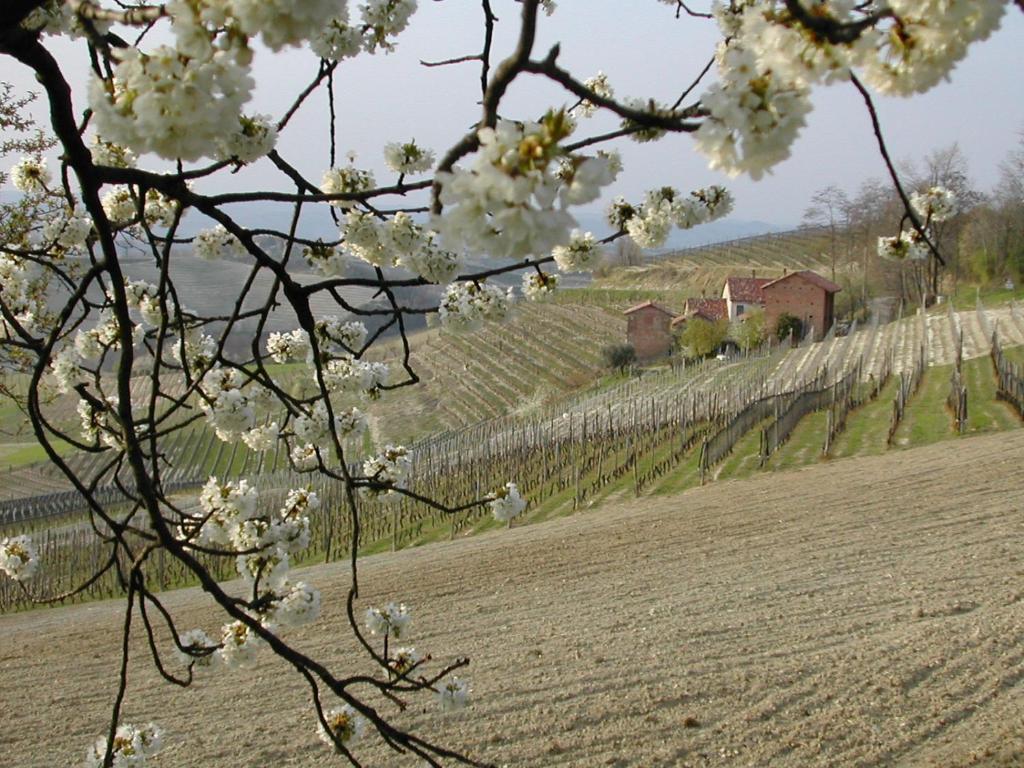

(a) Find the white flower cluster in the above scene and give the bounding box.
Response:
[362,0,418,53]
[437,676,470,711]
[438,281,513,331]
[317,704,366,751]
[77,395,125,449]
[216,114,278,164]
[695,40,811,179]
[292,400,367,450]
[857,0,1005,96]
[384,140,435,175]
[9,157,50,193]
[620,97,671,143]
[879,184,956,262]
[911,186,958,224]
[0,535,38,581]
[313,317,368,359]
[174,478,322,667]
[89,47,254,162]
[552,230,599,273]
[41,208,92,252]
[100,186,137,227]
[435,114,616,259]
[321,164,375,209]
[266,328,308,363]
[90,137,136,168]
[199,366,268,441]
[84,722,163,767]
[575,71,613,118]
[0,250,47,335]
[171,327,217,373]
[624,185,734,249]
[142,189,182,228]
[74,310,127,361]
[341,210,462,282]
[362,445,412,500]
[322,355,389,399]
[125,279,169,326]
[193,225,246,261]
[303,242,347,277]
[291,402,366,471]
[488,482,526,522]
[877,230,929,261]
[365,601,411,639]
[521,271,558,301]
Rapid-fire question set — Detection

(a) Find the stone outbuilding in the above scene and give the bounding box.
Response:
[761,270,841,341]
[623,301,677,360]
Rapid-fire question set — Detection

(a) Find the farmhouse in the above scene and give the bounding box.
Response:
[623,301,677,360]
[761,270,841,341]
[722,276,770,320]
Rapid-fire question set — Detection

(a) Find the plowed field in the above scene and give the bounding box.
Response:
[2,430,1023,767]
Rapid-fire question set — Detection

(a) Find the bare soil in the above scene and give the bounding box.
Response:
[2,430,1023,767]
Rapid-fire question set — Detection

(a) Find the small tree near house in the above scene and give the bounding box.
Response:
[601,343,636,374]
[679,317,729,358]
[733,309,766,352]
[775,312,804,343]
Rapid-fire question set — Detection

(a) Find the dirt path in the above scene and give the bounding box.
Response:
[2,431,1023,767]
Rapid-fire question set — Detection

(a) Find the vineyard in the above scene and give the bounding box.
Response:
[2,291,1022,612]
[590,227,838,299]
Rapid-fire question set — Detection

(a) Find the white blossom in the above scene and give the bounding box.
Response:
[216,114,278,163]
[911,185,957,224]
[312,11,364,60]
[100,186,137,226]
[321,164,375,209]
[0,535,38,581]
[217,619,263,669]
[521,271,558,301]
[576,71,613,118]
[488,482,526,522]
[437,676,470,711]
[434,114,598,260]
[290,443,319,472]
[552,230,598,273]
[384,140,435,175]
[89,47,255,162]
[267,329,309,363]
[365,601,411,639]
[361,0,418,53]
[194,225,245,261]
[9,157,50,193]
[174,628,221,669]
[303,242,347,277]
[438,281,513,331]
[268,581,321,628]
[84,723,163,767]
[877,230,930,261]
[317,704,366,750]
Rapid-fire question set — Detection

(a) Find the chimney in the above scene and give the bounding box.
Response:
[751,268,756,279]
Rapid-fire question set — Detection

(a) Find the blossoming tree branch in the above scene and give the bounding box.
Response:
[0,0,1013,765]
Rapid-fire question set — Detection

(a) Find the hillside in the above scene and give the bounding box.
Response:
[591,228,840,300]
[2,430,1022,767]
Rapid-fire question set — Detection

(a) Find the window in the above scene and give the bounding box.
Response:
[736,304,745,316]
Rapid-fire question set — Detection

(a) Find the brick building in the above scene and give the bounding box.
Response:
[623,301,677,360]
[761,270,841,341]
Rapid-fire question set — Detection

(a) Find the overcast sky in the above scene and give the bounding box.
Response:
[6,2,1024,230]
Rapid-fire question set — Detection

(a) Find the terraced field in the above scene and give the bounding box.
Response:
[2,430,1022,767]
[593,228,837,296]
